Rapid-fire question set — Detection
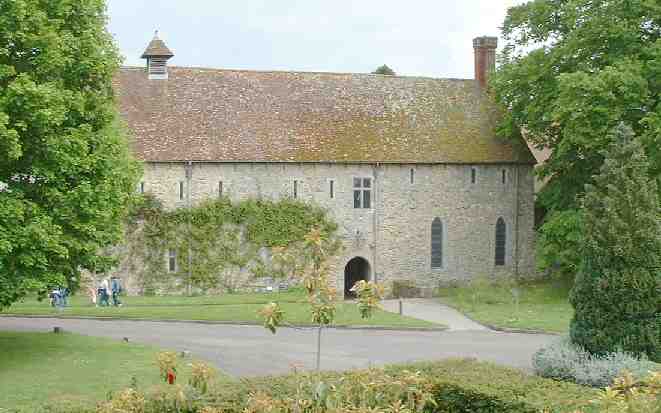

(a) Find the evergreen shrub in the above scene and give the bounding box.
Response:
[533,338,659,387]
[570,124,661,362]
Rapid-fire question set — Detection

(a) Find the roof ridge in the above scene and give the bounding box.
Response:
[119,65,474,82]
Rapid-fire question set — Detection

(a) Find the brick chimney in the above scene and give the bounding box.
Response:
[141,31,174,80]
[473,36,497,88]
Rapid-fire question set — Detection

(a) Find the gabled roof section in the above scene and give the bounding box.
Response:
[114,66,535,164]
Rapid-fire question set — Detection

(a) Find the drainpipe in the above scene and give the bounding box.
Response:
[513,165,520,278]
[185,161,193,295]
[372,163,379,284]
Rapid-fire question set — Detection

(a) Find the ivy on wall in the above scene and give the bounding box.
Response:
[122,194,338,294]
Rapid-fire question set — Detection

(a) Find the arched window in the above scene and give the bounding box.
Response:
[495,218,506,266]
[431,218,443,269]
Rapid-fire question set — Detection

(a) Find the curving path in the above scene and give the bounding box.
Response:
[0,316,554,377]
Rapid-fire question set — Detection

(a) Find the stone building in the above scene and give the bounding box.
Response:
[114,33,536,297]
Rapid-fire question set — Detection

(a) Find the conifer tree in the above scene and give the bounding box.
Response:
[570,123,660,362]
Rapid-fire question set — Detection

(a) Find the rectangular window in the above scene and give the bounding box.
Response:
[329,180,334,199]
[218,181,223,197]
[353,177,372,209]
[502,169,507,185]
[168,249,177,272]
[293,180,298,199]
[139,182,145,194]
[179,181,185,200]
[471,167,477,184]
[410,168,415,184]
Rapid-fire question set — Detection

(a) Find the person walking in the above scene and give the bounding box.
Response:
[110,276,123,307]
[99,278,110,307]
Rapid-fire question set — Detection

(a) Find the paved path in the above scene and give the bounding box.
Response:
[0,317,553,377]
[380,299,487,331]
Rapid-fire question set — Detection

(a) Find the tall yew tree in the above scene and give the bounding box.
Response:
[0,0,139,308]
[570,124,660,362]
[493,0,661,276]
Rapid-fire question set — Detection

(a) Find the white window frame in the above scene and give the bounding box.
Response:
[353,177,372,209]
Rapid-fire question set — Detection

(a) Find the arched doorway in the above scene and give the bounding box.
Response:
[344,257,370,298]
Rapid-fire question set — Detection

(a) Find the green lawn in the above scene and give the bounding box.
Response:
[437,277,573,333]
[0,331,225,412]
[3,291,440,329]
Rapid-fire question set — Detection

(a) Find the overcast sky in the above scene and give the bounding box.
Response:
[107,0,524,79]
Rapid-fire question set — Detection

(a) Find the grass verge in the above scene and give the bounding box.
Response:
[0,331,228,412]
[3,291,441,329]
[436,277,573,333]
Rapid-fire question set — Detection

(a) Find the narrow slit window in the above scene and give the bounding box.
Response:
[471,167,477,184]
[293,180,298,199]
[168,249,177,272]
[431,218,443,269]
[502,169,507,185]
[139,182,145,194]
[410,168,415,184]
[179,181,185,200]
[329,180,334,199]
[218,181,223,197]
[495,218,506,266]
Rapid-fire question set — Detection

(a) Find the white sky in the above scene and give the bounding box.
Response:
[107,0,525,79]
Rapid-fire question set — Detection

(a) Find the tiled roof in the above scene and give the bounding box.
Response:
[141,35,174,58]
[114,66,535,164]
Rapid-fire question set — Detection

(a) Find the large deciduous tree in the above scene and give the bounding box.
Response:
[570,124,660,362]
[0,0,139,308]
[492,0,661,276]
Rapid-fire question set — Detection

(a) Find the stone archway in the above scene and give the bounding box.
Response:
[344,257,370,299]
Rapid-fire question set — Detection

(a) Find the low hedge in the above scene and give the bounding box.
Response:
[207,359,597,413]
[36,359,598,413]
[396,359,598,412]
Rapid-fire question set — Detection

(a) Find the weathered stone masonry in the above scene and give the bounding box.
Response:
[113,33,538,295]
[140,161,535,294]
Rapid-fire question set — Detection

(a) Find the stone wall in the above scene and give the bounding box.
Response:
[132,161,535,295]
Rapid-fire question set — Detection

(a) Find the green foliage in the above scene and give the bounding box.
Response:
[538,209,583,279]
[157,351,178,383]
[188,362,217,395]
[371,64,396,75]
[533,337,659,387]
[0,0,140,308]
[207,359,596,413]
[125,196,337,294]
[493,0,661,275]
[588,371,661,413]
[438,277,573,333]
[258,302,284,334]
[570,124,661,362]
[350,280,384,319]
[31,359,598,413]
[391,279,419,298]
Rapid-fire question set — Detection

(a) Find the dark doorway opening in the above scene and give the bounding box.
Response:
[344,257,370,299]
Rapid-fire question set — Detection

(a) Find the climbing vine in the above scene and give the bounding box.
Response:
[121,194,338,294]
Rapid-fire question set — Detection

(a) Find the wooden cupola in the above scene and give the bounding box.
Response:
[141,31,174,80]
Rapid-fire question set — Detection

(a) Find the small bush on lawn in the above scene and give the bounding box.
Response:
[533,337,659,387]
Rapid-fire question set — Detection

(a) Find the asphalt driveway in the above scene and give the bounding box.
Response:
[0,317,554,377]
